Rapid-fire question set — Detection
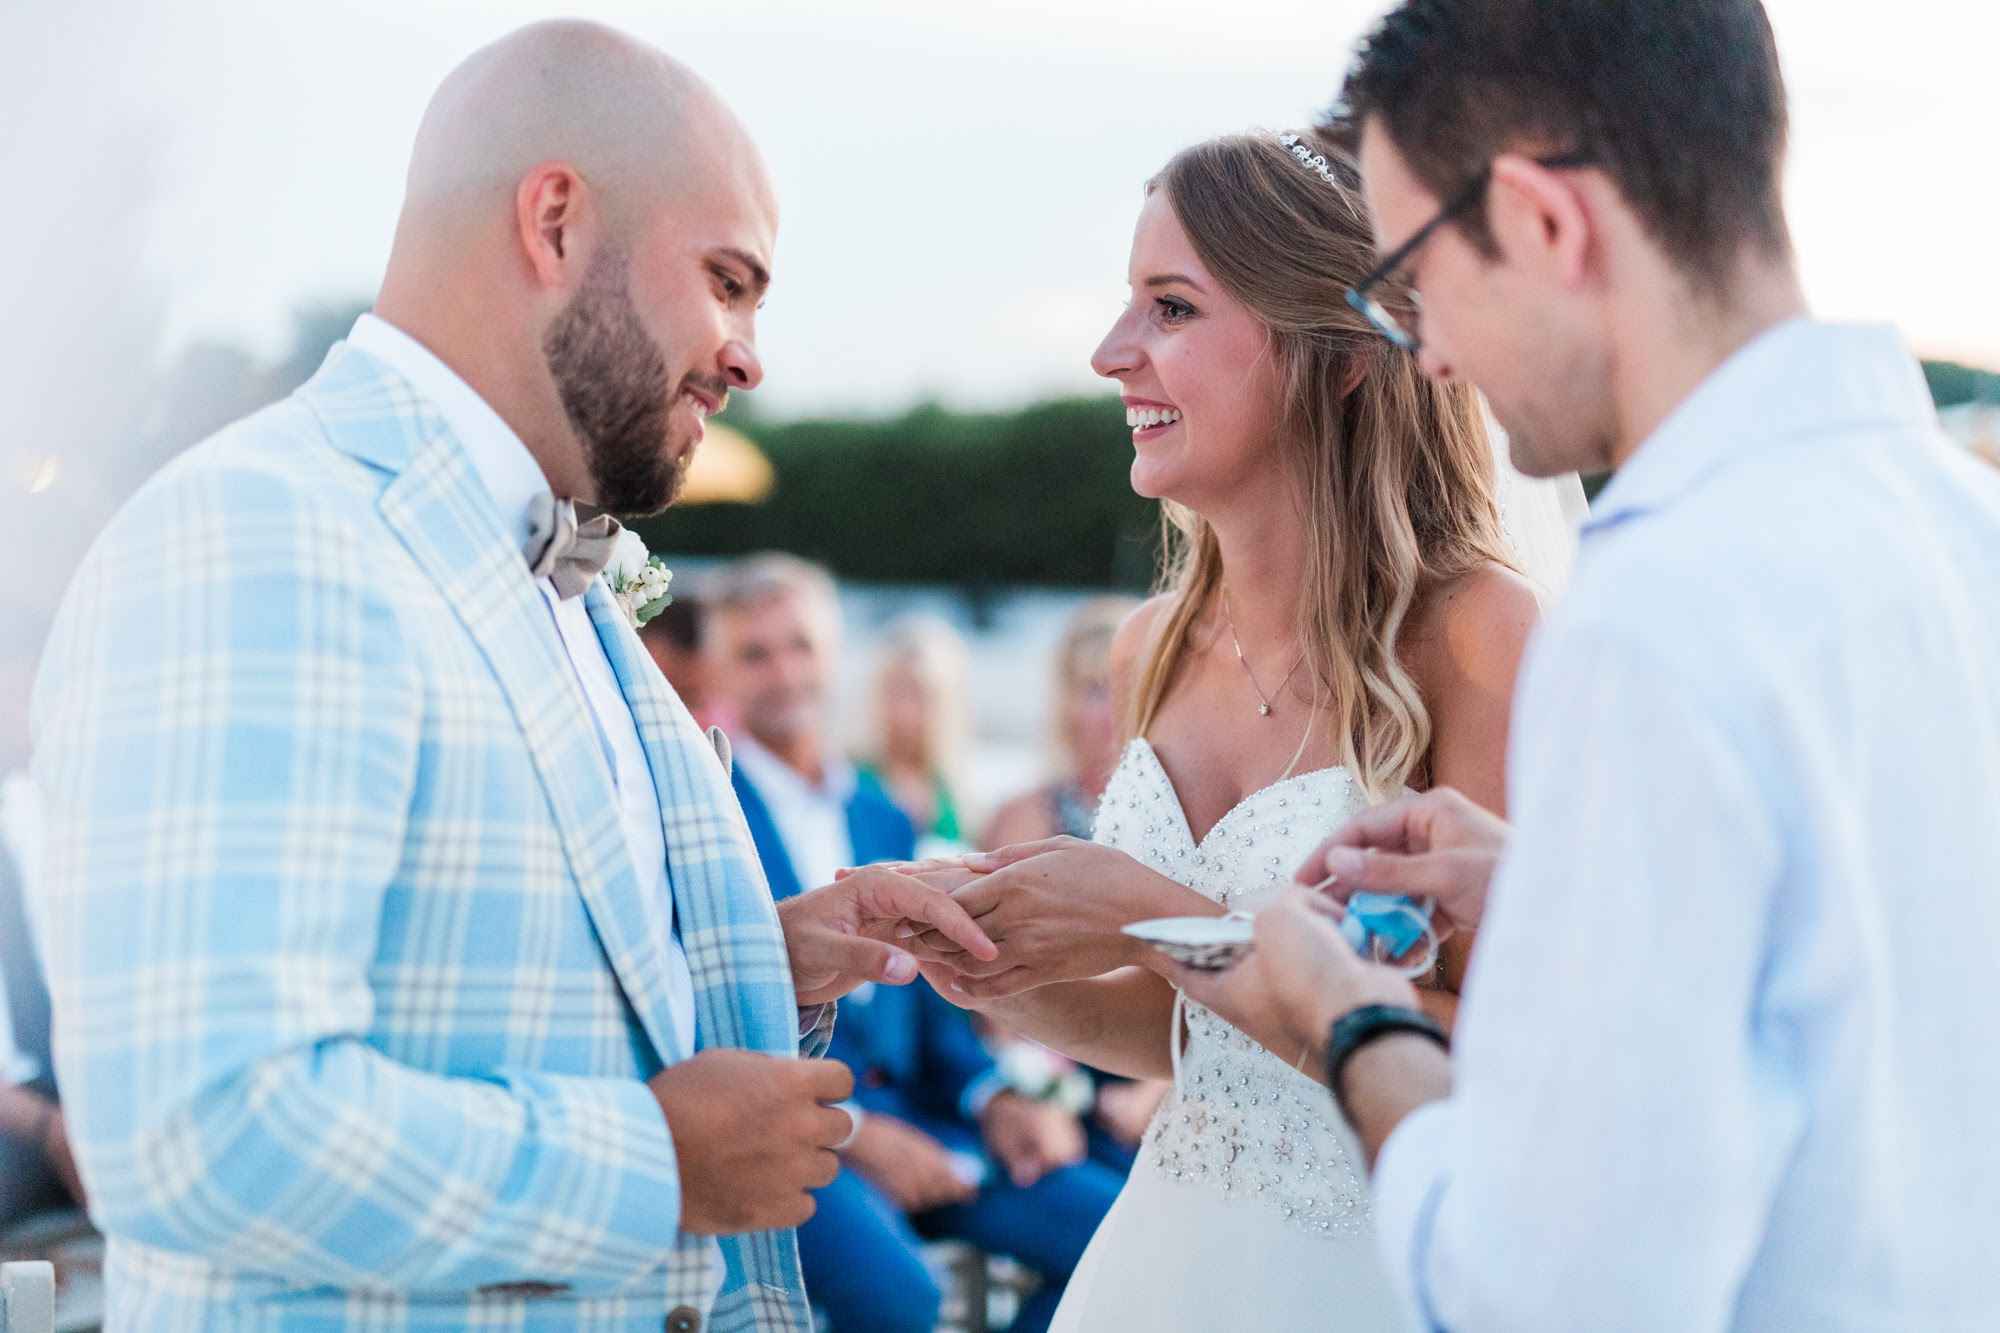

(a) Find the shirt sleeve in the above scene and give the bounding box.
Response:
[1370,621,1801,1333]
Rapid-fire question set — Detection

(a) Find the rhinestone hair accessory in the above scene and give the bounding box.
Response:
[1279,133,1340,188]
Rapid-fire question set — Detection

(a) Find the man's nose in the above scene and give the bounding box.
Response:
[721,336,763,392]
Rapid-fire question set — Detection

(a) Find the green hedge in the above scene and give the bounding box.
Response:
[635,397,1163,590]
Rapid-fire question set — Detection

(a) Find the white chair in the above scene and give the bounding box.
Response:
[0,1261,53,1333]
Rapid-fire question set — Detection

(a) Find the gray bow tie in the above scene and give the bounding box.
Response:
[524,493,623,599]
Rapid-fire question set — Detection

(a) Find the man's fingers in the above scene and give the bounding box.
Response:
[801,1057,857,1103]
[1293,797,1429,890]
[962,837,1076,873]
[855,870,1001,962]
[1316,846,1471,900]
[929,952,1014,980]
[899,934,972,965]
[808,1106,853,1150]
[949,966,1039,1001]
[814,930,925,988]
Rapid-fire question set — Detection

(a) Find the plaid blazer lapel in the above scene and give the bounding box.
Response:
[307,345,689,1074]
[583,585,801,1062]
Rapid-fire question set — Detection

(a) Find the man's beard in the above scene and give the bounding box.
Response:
[542,245,689,519]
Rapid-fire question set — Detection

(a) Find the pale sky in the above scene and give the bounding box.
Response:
[8,0,1997,420]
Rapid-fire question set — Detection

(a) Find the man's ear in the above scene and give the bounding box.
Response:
[514,162,586,287]
[1487,154,1592,288]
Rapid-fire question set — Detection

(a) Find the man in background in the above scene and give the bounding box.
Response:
[708,553,1121,1333]
[0,611,82,1225]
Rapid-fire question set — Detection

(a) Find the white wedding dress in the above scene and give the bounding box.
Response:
[1048,738,1415,1331]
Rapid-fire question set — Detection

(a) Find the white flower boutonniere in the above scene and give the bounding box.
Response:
[995,1041,1096,1116]
[606,528,674,630]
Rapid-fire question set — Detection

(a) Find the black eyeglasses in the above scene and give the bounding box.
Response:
[1346,151,1593,353]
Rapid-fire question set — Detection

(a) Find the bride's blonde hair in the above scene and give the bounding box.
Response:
[1128,129,1514,799]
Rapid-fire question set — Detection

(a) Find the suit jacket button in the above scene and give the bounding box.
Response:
[666,1307,702,1333]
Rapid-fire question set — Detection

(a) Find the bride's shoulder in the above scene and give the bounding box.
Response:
[1404,562,1540,698]
[1110,594,1174,669]
[1109,594,1175,687]
[1104,593,1176,735]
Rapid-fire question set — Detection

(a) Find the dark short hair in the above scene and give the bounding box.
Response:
[1333,0,1792,290]
[638,592,705,654]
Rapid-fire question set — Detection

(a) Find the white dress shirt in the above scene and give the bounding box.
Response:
[347,314,697,1058]
[1372,321,2000,1332]
[731,733,859,894]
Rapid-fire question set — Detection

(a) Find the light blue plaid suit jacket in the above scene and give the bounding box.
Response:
[30,343,827,1330]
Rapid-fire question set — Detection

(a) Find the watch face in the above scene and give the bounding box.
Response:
[1122,915,1256,972]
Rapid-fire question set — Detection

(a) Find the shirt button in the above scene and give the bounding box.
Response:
[666,1307,702,1333]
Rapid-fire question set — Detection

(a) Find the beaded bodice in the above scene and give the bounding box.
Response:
[1096,738,1375,1238]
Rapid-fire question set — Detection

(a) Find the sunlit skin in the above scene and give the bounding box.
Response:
[1091,190,1288,515]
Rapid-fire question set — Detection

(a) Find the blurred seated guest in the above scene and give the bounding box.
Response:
[637,582,731,732]
[1,717,83,1223]
[860,613,973,849]
[706,554,1121,1333]
[980,596,1166,1169]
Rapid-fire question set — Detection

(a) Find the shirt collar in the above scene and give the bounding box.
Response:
[1583,319,1937,539]
[733,732,859,807]
[346,313,552,554]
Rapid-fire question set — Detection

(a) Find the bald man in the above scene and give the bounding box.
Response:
[28,21,993,1332]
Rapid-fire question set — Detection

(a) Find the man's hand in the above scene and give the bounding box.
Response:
[649,1051,853,1234]
[979,1090,1085,1188]
[842,1114,979,1213]
[780,865,1000,1006]
[1298,787,1511,938]
[899,837,1218,1000]
[1167,890,1417,1083]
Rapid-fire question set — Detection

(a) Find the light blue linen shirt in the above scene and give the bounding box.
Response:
[1373,320,2000,1332]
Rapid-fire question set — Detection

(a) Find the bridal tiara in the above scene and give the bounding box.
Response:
[1278,133,1340,189]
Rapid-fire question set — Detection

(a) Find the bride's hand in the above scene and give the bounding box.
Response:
[902,837,1223,1001]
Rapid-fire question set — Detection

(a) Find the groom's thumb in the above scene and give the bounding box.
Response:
[821,933,920,985]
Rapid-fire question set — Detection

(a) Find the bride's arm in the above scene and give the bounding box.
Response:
[1404,563,1540,1028]
[924,965,1181,1081]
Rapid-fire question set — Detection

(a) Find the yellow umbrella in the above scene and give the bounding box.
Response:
[680,421,776,505]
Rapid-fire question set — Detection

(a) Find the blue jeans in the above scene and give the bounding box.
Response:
[799,1155,1123,1333]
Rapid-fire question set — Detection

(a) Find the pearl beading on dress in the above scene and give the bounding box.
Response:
[1097,740,1375,1239]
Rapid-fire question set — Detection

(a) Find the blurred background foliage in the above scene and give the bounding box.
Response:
[97,300,2000,597]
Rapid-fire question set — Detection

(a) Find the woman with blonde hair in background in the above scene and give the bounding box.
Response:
[898,125,1579,1328]
[981,596,1139,850]
[859,613,974,850]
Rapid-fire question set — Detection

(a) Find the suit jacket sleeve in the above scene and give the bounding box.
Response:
[913,980,1001,1121]
[30,447,685,1292]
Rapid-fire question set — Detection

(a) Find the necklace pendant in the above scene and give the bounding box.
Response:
[1258,703,1273,717]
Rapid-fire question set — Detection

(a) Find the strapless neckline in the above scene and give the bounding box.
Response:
[1128,736,1354,853]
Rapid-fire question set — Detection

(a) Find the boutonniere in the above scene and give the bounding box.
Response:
[995,1042,1096,1116]
[606,528,674,630]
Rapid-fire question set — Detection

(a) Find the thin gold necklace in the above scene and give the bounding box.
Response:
[1221,586,1306,718]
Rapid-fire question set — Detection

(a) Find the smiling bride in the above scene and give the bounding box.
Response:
[904,125,1565,1328]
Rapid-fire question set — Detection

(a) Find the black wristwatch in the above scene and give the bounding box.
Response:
[1326,1004,1449,1123]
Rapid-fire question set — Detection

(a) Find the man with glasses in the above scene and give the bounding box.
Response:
[1176,2,2000,1329]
